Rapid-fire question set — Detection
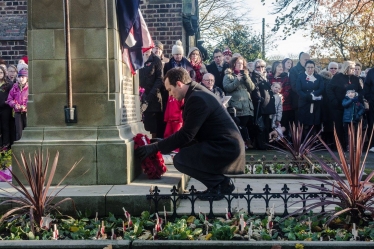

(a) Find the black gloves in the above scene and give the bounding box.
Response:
[150,138,163,143]
[135,142,160,161]
[352,97,358,103]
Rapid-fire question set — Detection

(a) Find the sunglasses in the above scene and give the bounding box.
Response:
[330,68,337,70]
[256,66,265,69]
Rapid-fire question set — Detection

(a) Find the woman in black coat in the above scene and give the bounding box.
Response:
[326,61,363,149]
[250,59,275,150]
[296,60,324,135]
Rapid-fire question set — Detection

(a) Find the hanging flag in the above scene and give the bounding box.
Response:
[116,0,154,75]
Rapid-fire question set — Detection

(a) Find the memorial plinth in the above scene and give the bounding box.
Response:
[13,0,144,185]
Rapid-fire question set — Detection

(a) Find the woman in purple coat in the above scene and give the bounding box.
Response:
[7,69,28,141]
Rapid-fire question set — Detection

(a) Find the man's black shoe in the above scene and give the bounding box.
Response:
[196,178,235,201]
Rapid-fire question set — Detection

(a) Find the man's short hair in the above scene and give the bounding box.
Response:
[355,62,362,68]
[164,68,191,86]
[213,48,222,55]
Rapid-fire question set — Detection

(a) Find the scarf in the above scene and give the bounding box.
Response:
[305,72,316,82]
[234,69,241,75]
[191,60,203,83]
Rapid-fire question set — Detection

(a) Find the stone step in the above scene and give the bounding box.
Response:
[0,164,186,217]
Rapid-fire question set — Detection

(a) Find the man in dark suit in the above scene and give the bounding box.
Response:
[135,68,245,195]
[206,49,229,92]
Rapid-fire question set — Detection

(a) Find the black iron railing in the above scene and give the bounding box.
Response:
[146,184,334,219]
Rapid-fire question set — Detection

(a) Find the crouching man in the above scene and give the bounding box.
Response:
[135,68,245,195]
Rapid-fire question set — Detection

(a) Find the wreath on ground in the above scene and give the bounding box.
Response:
[133,133,167,179]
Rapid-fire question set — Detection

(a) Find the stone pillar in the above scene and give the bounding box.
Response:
[13,0,144,185]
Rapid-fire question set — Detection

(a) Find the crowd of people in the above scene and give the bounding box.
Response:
[139,40,374,152]
[0,56,29,151]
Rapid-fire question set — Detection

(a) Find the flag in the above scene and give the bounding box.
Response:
[116,0,154,75]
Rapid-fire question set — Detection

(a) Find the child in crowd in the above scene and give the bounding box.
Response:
[268,82,285,143]
[7,69,29,141]
[342,89,365,150]
[164,96,184,139]
[270,82,283,129]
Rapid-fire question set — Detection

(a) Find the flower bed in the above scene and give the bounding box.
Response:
[1,210,374,242]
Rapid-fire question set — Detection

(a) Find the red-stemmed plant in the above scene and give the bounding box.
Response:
[295,121,374,224]
[0,151,81,230]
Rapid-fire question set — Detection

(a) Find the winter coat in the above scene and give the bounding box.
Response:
[296,73,324,125]
[163,57,196,80]
[7,83,28,112]
[272,93,282,128]
[206,61,230,91]
[364,68,374,111]
[157,82,245,175]
[326,73,363,111]
[164,96,183,123]
[223,68,255,117]
[289,62,305,109]
[251,71,275,115]
[201,84,225,101]
[268,72,292,111]
[139,52,163,112]
[0,80,13,108]
[320,73,334,132]
[342,97,365,123]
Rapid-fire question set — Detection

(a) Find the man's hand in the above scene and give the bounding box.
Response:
[135,143,159,161]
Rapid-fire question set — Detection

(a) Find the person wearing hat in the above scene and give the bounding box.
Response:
[163,40,195,79]
[0,66,14,151]
[222,47,232,64]
[7,68,29,141]
[342,89,365,151]
[152,41,169,68]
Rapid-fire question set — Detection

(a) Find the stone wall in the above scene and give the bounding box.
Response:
[0,0,27,65]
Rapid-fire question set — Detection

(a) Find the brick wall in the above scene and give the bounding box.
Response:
[140,0,185,58]
[0,0,28,66]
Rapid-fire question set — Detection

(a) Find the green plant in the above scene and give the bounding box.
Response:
[0,149,12,169]
[0,151,81,231]
[296,121,374,224]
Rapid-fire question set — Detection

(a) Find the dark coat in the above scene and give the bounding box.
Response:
[342,97,365,123]
[206,61,229,91]
[158,82,245,174]
[0,80,13,108]
[139,53,163,112]
[320,73,334,132]
[250,72,275,115]
[364,68,374,110]
[326,73,363,111]
[289,62,305,110]
[163,57,195,80]
[201,84,225,100]
[296,73,324,125]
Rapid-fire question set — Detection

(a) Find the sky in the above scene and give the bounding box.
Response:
[249,0,313,58]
